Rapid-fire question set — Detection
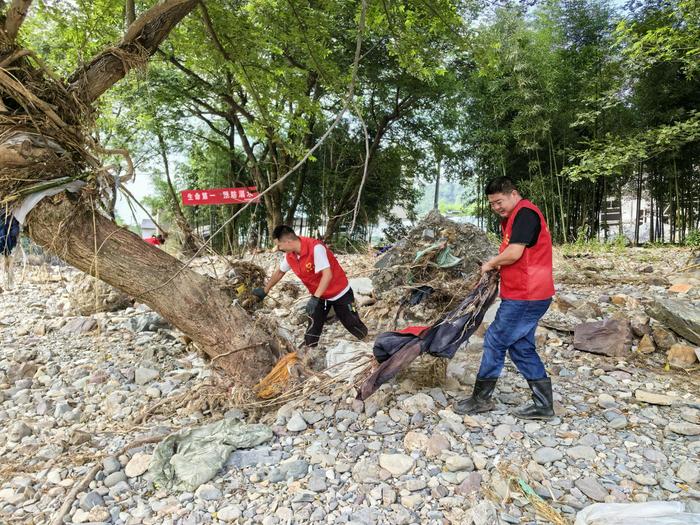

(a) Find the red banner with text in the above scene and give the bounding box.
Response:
[181,186,260,206]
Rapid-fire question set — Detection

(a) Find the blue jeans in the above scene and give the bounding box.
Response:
[477,298,552,381]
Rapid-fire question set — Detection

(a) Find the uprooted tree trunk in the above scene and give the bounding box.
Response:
[28,195,281,383]
[0,0,280,386]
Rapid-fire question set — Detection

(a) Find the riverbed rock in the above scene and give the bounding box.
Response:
[125,452,152,478]
[646,297,700,345]
[573,318,632,357]
[667,343,699,368]
[379,454,415,476]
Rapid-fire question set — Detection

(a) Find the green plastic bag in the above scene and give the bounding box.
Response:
[149,418,273,491]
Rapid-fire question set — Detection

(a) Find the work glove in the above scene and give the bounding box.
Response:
[252,287,267,301]
[305,296,321,316]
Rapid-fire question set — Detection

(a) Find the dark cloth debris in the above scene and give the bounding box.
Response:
[358,271,499,400]
[405,285,434,306]
[0,211,20,256]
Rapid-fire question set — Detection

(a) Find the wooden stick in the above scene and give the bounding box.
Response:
[49,435,164,525]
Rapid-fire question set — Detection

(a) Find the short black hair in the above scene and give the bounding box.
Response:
[272,225,298,240]
[485,176,519,196]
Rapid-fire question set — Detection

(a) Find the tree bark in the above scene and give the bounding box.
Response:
[26,194,280,385]
[265,188,284,235]
[634,164,643,246]
[125,0,136,27]
[433,154,441,210]
[1,0,32,47]
[67,0,199,104]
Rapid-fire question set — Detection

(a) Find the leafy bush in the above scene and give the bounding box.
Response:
[684,229,700,247]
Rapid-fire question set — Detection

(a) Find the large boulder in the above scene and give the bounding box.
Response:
[68,274,132,315]
[573,318,632,357]
[646,297,700,345]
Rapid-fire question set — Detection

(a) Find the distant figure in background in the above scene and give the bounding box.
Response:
[144,234,162,246]
[247,227,259,254]
[1,210,21,289]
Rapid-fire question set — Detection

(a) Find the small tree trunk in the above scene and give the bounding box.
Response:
[285,169,308,225]
[264,188,284,236]
[650,194,655,243]
[323,214,340,242]
[156,132,200,254]
[125,0,136,27]
[617,182,623,238]
[634,164,643,246]
[433,155,441,210]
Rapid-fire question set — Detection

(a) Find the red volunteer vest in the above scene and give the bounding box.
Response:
[286,236,349,300]
[499,199,555,300]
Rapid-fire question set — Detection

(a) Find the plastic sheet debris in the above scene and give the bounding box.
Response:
[149,418,272,491]
[574,501,700,525]
[358,271,499,399]
[406,285,434,306]
[325,340,373,379]
[413,241,462,269]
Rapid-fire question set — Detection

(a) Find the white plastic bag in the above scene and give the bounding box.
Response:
[325,340,373,379]
[575,502,700,525]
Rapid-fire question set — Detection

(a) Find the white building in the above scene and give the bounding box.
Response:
[140,218,157,239]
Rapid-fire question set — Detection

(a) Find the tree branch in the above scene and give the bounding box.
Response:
[3,0,32,43]
[162,51,256,122]
[198,0,231,61]
[184,93,229,123]
[173,125,229,151]
[161,50,216,89]
[350,105,370,233]
[68,0,198,104]
[282,49,307,71]
[190,106,230,139]
[230,111,259,167]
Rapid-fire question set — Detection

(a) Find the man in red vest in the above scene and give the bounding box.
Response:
[454,177,556,420]
[253,225,368,347]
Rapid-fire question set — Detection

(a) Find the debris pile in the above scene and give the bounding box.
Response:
[223,260,267,310]
[372,210,495,292]
[67,273,133,315]
[366,211,496,331]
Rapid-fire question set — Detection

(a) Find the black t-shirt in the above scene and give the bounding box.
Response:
[508,208,541,248]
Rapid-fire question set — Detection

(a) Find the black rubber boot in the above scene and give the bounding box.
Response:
[514,378,554,420]
[453,378,497,415]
